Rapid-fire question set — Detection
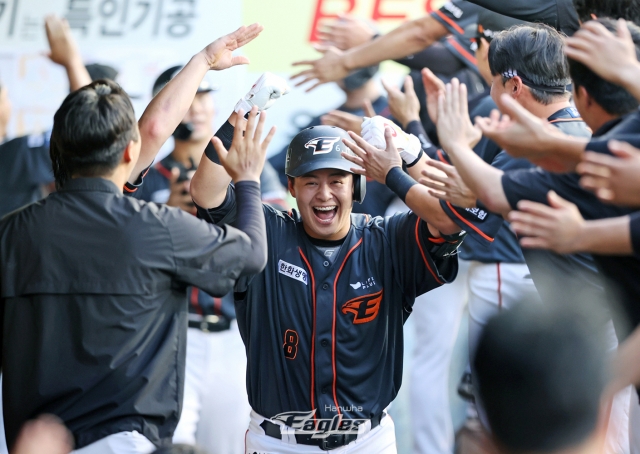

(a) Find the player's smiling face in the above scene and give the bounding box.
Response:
[289,168,354,241]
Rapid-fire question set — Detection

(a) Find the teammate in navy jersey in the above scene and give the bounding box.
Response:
[188,94,474,451]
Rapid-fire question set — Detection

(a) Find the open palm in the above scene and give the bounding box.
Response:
[203,23,264,70]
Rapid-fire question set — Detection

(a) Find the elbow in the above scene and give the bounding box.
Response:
[434,218,461,236]
[243,248,268,276]
[138,116,164,144]
[411,16,440,49]
[478,190,504,215]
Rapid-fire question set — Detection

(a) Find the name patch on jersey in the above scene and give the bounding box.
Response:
[278,260,308,285]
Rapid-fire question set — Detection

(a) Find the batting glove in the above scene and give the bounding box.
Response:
[235,72,290,113]
[361,116,422,165]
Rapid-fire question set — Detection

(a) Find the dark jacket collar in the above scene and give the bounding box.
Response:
[58,177,122,195]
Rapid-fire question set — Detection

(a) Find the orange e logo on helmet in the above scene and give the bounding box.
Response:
[341,290,383,324]
[304,137,341,155]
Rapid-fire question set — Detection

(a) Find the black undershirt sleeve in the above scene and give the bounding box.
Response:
[395,43,466,75]
[233,181,267,276]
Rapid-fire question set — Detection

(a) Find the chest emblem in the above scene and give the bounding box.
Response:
[341,290,383,324]
[278,260,308,285]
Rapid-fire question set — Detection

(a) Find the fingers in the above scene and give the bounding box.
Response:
[576,160,611,179]
[341,151,364,167]
[261,126,277,153]
[512,199,557,218]
[231,55,251,67]
[253,107,266,143]
[383,127,398,153]
[245,106,260,138]
[311,43,330,54]
[212,137,229,163]
[546,190,572,209]
[421,67,444,93]
[362,99,376,118]
[459,83,469,119]
[343,135,369,159]
[420,168,448,185]
[425,159,455,177]
[404,75,416,96]
[233,109,247,143]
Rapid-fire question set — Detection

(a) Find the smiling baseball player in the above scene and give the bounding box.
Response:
[190,90,467,451]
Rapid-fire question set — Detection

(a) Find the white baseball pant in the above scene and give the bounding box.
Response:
[172,321,251,454]
[244,410,397,454]
[410,259,469,454]
[72,432,155,454]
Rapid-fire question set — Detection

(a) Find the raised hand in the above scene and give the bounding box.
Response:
[382,76,421,129]
[291,45,349,92]
[321,110,364,135]
[202,23,263,71]
[419,160,477,208]
[45,15,79,68]
[436,79,481,153]
[212,106,276,183]
[318,15,376,51]
[475,94,578,172]
[565,19,639,89]
[577,140,640,207]
[341,128,403,184]
[422,68,445,125]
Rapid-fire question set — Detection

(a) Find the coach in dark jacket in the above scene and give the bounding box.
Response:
[0,24,267,454]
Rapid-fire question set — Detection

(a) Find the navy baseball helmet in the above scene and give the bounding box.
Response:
[285,125,366,204]
[152,65,218,97]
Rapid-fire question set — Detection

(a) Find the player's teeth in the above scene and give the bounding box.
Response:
[315,206,336,211]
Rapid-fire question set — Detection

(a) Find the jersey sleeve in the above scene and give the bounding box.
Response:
[500,167,552,209]
[434,149,503,242]
[196,185,238,226]
[431,1,483,37]
[386,212,459,299]
[161,205,252,297]
[123,164,152,195]
[631,212,640,258]
[464,0,579,35]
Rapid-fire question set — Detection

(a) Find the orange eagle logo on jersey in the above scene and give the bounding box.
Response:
[341,290,383,324]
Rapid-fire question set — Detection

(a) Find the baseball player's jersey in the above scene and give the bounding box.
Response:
[0,132,53,218]
[465,0,579,35]
[500,109,640,333]
[196,192,458,421]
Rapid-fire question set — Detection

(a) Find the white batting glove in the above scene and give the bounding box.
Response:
[234,72,290,113]
[361,116,422,165]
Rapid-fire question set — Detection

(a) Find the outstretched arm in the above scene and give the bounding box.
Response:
[342,128,459,235]
[475,94,588,172]
[291,15,447,91]
[508,191,634,255]
[44,15,92,92]
[132,24,264,184]
[436,80,510,216]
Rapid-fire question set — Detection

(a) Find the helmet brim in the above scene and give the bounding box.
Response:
[285,158,356,178]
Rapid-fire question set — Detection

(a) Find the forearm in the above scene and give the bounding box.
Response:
[234,181,267,275]
[446,143,509,215]
[609,325,640,394]
[342,16,447,71]
[386,167,459,235]
[64,56,92,92]
[132,52,211,182]
[570,216,633,255]
[191,117,236,209]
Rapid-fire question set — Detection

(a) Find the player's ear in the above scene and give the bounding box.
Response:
[121,140,136,164]
[287,176,296,198]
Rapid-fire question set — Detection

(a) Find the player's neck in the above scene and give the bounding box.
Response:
[172,139,205,168]
[527,99,572,121]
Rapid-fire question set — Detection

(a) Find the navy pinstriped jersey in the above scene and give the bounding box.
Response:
[197,194,458,421]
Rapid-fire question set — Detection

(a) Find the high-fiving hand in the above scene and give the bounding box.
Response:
[212,106,276,183]
[202,24,264,71]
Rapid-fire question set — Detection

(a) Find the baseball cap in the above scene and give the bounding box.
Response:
[464,10,528,42]
[152,65,219,97]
